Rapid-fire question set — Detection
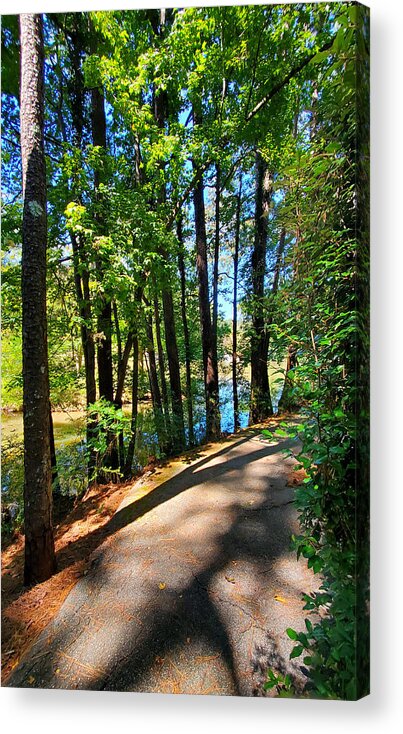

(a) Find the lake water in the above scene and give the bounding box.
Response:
[1,376,283,448]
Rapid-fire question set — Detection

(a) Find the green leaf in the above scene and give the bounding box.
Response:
[305,618,313,633]
[290,645,304,660]
[334,408,345,418]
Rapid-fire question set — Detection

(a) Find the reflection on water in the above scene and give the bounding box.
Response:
[1,409,86,446]
[190,376,282,440]
[1,376,283,446]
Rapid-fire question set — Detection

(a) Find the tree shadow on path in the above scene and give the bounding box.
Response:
[7,432,303,695]
[55,432,293,573]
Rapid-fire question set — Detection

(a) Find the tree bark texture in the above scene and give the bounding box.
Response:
[63,19,98,480]
[232,175,242,431]
[264,226,286,356]
[177,217,195,446]
[70,231,97,477]
[250,151,273,424]
[91,85,114,405]
[212,162,220,382]
[20,13,56,584]
[161,288,185,450]
[114,328,134,473]
[278,343,299,413]
[153,294,172,440]
[114,332,134,408]
[145,310,166,450]
[124,335,139,478]
[91,83,118,473]
[153,64,185,451]
[193,155,221,440]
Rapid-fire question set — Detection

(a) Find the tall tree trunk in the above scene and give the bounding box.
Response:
[233,174,243,431]
[91,86,114,404]
[91,83,117,473]
[124,335,139,478]
[123,120,143,477]
[63,15,98,481]
[191,105,220,441]
[114,332,134,408]
[152,44,185,451]
[264,226,286,355]
[212,162,220,380]
[265,227,287,411]
[145,310,166,451]
[113,300,123,366]
[114,328,134,473]
[81,261,98,475]
[114,316,126,473]
[20,13,56,584]
[277,111,299,415]
[161,289,185,451]
[193,152,221,440]
[177,216,195,446]
[153,294,172,440]
[278,343,299,413]
[70,231,97,478]
[249,151,273,424]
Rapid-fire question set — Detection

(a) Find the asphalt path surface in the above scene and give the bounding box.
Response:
[7,428,320,696]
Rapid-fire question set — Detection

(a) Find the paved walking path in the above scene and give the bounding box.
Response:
[7,428,319,695]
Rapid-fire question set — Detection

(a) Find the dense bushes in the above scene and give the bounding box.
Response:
[265,4,369,699]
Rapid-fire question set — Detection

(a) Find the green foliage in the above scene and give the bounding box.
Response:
[264,668,295,697]
[1,15,20,98]
[1,435,88,536]
[1,331,23,409]
[86,398,131,482]
[265,4,369,700]
[54,441,88,499]
[1,435,25,535]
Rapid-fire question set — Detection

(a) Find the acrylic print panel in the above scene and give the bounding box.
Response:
[1,2,369,700]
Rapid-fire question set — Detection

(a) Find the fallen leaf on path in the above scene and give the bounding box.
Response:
[225,575,236,584]
[158,582,166,590]
[27,675,35,684]
[274,594,288,604]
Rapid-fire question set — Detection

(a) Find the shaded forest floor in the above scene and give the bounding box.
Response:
[2,417,308,690]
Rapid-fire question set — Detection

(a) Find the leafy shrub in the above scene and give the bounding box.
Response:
[1,435,88,536]
[263,3,369,699]
[1,435,25,534]
[86,398,131,482]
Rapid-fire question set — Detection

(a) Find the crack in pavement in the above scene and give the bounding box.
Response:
[191,573,269,636]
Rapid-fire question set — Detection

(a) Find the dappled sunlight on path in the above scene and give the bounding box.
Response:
[6,429,320,696]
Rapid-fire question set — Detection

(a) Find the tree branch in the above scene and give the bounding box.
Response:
[166,160,209,229]
[243,8,273,120]
[246,37,335,123]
